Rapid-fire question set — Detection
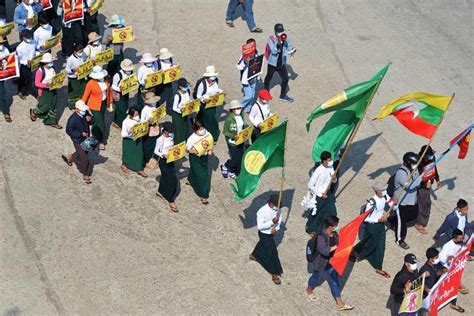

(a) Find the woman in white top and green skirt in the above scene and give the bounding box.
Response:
[121,107,148,178]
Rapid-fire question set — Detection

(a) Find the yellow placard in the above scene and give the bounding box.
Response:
[30,53,44,71]
[145,71,163,89]
[193,133,214,156]
[94,48,113,66]
[166,142,186,163]
[27,14,38,29]
[181,99,201,117]
[235,125,253,145]
[163,65,181,84]
[149,104,166,125]
[77,59,93,80]
[0,22,14,36]
[260,113,279,133]
[120,74,138,95]
[88,0,104,15]
[205,92,225,109]
[112,26,133,44]
[43,32,62,50]
[49,71,66,90]
[132,121,148,141]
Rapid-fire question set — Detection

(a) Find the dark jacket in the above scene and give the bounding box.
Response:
[419,262,445,298]
[312,230,338,272]
[390,265,420,303]
[66,112,93,144]
[434,210,472,239]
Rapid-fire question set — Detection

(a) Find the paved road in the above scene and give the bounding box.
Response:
[1,0,472,315]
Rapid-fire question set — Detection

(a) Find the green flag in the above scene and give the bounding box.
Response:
[307,64,390,162]
[230,120,287,200]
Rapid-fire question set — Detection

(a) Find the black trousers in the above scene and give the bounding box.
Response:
[72,143,92,176]
[62,22,84,57]
[395,204,418,243]
[0,80,8,115]
[18,64,32,96]
[224,142,245,175]
[264,64,289,98]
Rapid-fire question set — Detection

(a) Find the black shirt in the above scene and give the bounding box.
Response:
[390,265,420,303]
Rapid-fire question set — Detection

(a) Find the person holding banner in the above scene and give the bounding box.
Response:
[154,122,179,212]
[120,106,147,177]
[419,248,446,299]
[82,65,111,150]
[156,47,175,111]
[195,65,222,142]
[66,43,87,109]
[249,89,272,142]
[186,119,213,205]
[102,14,125,77]
[111,58,134,129]
[30,52,62,128]
[14,0,43,37]
[83,0,99,35]
[221,100,248,179]
[305,216,353,310]
[141,92,161,164]
[137,52,159,112]
[236,38,259,113]
[171,78,191,144]
[57,1,84,57]
[16,29,36,99]
[84,32,103,62]
[389,254,421,316]
[33,16,53,53]
[0,35,11,122]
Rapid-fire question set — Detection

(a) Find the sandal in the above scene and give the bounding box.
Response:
[450,304,465,313]
[137,171,148,178]
[29,109,37,121]
[251,27,263,33]
[458,287,469,294]
[120,165,129,173]
[375,270,391,279]
[50,124,63,129]
[415,224,428,234]
[4,114,12,122]
[169,202,178,213]
[305,290,318,302]
[155,192,165,200]
[83,176,92,184]
[61,155,72,166]
[337,304,354,311]
[99,143,105,151]
[200,198,209,205]
[111,122,120,129]
[226,21,234,27]
[271,275,281,285]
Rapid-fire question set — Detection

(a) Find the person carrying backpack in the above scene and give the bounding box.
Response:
[111,59,135,129]
[263,23,296,103]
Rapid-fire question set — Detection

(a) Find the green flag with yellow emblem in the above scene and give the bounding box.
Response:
[230,120,287,200]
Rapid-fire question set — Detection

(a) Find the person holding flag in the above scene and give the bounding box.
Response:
[352,182,394,279]
[389,254,420,316]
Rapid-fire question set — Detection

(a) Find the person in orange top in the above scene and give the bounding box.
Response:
[82,66,112,150]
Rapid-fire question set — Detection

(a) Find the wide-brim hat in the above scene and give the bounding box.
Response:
[40,53,55,63]
[140,52,157,64]
[89,66,108,79]
[120,59,134,71]
[0,36,7,43]
[203,65,218,77]
[87,32,101,43]
[372,182,388,192]
[228,100,242,110]
[158,47,173,60]
[144,92,160,105]
[107,15,124,27]
[75,100,89,111]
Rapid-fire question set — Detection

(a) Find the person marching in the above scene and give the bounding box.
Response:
[220,100,249,179]
[305,151,337,235]
[120,106,147,177]
[154,122,179,212]
[248,88,273,142]
[15,29,36,99]
[249,195,283,285]
[186,119,213,205]
[33,16,52,53]
[82,66,111,150]
[195,65,222,142]
[62,100,94,184]
[0,36,12,122]
[389,254,421,316]
[83,0,100,35]
[419,248,446,300]
[433,199,472,247]
[140,91,161,165]
[66,43,87,110]
[84,32,103,63]
[102,14,128,78]
[13,0,43,40]
[136,52,159,112]
[352,182,395,279]
[111,59,134,129]
[236,38,259,113]
[29,53,62,129]
[171,78,191,145]
[415,145,442,234]
[156,48,175,111]
[57,1,84,57]
[305,216,353,311]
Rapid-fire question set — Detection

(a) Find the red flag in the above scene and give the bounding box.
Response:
[329,211,370,276]
[450,126,472,159]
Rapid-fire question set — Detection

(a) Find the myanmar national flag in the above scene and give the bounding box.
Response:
[230,120,287,200]
[374,92,452,139]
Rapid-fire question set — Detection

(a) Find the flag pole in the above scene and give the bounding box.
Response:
[382,93,456,220]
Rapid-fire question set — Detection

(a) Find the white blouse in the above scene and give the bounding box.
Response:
[172,91,191,114]
[186,130,211,155]
[154,135,174,158]
[141,105,155,122]
[121,117,138,138]
[98,81,107,100]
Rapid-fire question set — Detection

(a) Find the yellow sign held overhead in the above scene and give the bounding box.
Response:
[166,142,186,163]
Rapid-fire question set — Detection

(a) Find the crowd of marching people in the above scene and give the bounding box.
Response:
[0,1,472,315]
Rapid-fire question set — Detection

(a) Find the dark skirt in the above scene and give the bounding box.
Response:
[122,137,144,172]
[354,222,386,270]
[107,51,124,78]
[171,110,189,144]
[143,135,158,163]
[67,78,86,109]
[33,89,58,125]
[252,231,283,275]
[113,94,129,127]
[135,87,145,112]
[197,106,220,142]
[91,100,107,143]
[158,158,178,202]
[224,141,245,175]
[416,188,431,227]
[187,154,210,199]
[155,82,174,112]
[305,192,337,234]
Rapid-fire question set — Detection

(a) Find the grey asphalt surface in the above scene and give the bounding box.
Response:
[1,0,473,315]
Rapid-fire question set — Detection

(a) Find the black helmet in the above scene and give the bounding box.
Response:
[403,152,419,166]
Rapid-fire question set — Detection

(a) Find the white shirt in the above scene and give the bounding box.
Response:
[141,105,155,122]
[235,115,244,133]
[23,3,34,28]
[16,41,36,66]
[42,67,56,83]
[249,101,271,127]
[121,117,138,138]
[439,239,463,268]
[34,24,53,52]
[256,203,282,234]
[308,164,335,198]
[84,44,103,60]
[186,130,212,155]
[0,46,10,59]
[364,194,393,223]
[66,53,86,78]
[137,64,158,86]
[455,210,466,232]
[160,59,173,70]
[154,135,174,158]
[195,79,222,101]
[172,91,191,114]
[98,81,107,100]
[111,70,130,92]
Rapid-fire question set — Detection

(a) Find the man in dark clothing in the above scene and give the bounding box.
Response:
[418,248,447,315]
[433,199,472,247]
[389,253,420,316]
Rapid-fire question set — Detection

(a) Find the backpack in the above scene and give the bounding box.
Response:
[35,66,47,95]
[264,35,277,60]
[387,167,408,198]
[306,234,319,262]
[193,77,219,99]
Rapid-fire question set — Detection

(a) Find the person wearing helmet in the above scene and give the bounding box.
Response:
[392,152,422,249]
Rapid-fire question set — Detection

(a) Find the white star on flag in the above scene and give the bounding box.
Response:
[397,100,427,119]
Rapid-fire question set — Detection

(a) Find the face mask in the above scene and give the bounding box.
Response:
[162,58,171,64]
[410,163,417,170]
[333,226,339,232]
[262,100,269,105]
[93,41,100,46]
[42,24,49,29]
[25,38,32,43]
[234,109,242,115]
[381,190,387,196]
[168,132,174,139]
[197,129,206,136]
[145,63,153,68]
[209,76,217,81]
[272,206,278,211]
[409,263,417,271]
[28,0,34,5]
[150,102,157,108]
[98,78,105,82]
[47,62,54,68]
[327,160,334,168]
[133,115,140,122]
[79,110,86,116]
[125,71,133,75]
[432,258,440,265]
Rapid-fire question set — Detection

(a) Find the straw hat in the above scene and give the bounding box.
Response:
[0,36,7,43]
[144,92,161,105]
[107,15,124,27]
[75,100,89,111]
[228,100,242,110]
[120,59,134,71]
[87,32,101,43]
[89,66,108,79]
[140,52,157,64]
[203,65,218,77]
[40,53,55,63]
[158,47,173,60]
